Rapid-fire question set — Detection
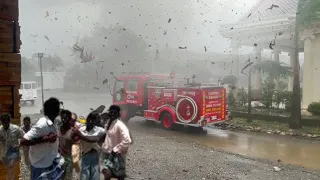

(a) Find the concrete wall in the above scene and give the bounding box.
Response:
[35,72,66,90]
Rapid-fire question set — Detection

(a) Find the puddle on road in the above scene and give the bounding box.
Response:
[130,119,320,170]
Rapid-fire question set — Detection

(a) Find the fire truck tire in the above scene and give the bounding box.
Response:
[160,112,174,130]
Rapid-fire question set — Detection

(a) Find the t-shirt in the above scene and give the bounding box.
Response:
[79,126,105,154]
[0,124,24,159]
[23,116,59,168]
[102,119,132,154]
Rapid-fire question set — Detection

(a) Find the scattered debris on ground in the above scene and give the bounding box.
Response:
[215,118,320,140]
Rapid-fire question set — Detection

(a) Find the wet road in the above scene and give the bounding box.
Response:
[21,90,320,171]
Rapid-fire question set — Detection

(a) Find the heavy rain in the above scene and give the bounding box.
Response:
[1,0,320,179]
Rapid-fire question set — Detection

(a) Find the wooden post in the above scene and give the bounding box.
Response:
[0,0,21,179]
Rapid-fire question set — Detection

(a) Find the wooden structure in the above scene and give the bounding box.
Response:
[0,0,22,179]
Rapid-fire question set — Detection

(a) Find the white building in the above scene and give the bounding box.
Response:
[35,72,66,90]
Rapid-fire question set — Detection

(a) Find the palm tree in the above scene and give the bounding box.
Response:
[252,60,292,82]
[290,0,320,129]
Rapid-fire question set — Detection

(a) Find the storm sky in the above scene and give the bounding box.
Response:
[19,0,258,59]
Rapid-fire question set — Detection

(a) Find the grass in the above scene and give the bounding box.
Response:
[230,118,320,136]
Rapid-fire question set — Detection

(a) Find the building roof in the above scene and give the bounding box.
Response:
[239,0,298,22]
[218,0,303,51]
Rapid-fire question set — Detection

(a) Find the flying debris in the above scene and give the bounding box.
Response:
[204,46,207,52]
[230,27,234,30]
[164,30,167,35]
[30,34,38,37]
[267,4,279,10]
[73,44,95,63]
[45,11,49,18]
[44,36,50,41]
[211,62,215,64]
[254,43,257,47]
[93,87,99,90]
[269,33,278,50]
[168,18,172,23]
[121,62,124,66]
[269,40,276,50]
[247,13,252,18]
[179,46,187,49]
[102,78,109,84]
[279,31,284,36]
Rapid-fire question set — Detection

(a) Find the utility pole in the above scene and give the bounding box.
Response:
[241,60,254,123]
[38,53,44,113]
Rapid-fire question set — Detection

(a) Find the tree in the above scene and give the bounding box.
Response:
[289,0,320,129]
[260,77,275,109]
[77,24,149,72]
[31,53,64,72]
[253,60,292,82]
[69,24,149,88]
[21,57,37,81]
[222,75,238,102]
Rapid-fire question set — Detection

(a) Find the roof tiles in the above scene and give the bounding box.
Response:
[239,0,299,21]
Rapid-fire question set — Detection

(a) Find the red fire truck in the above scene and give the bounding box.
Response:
[108,72,231,130]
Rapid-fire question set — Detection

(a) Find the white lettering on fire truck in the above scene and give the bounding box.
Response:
[208,91,219,95]
[164,92,172,97]
[208,95,221,99]
[182,91,196,96]
[212,103,222,107]
[126,100,137,103]
[127,94,134,99]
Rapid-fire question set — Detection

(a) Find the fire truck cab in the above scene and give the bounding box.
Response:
[110,72,231,130]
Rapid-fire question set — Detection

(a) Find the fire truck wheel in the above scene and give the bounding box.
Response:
[160,112,174,130]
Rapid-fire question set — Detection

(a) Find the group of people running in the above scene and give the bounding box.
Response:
[0,97,132,180]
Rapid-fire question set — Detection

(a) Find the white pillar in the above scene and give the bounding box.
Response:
[252,47,262,91]
[301,34,316,109]
[273,50,281,90]
[287,50,295,91]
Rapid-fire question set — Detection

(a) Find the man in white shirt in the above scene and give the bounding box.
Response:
[77,112,105,180]
[20,97,64,180]
[0,114,25,180]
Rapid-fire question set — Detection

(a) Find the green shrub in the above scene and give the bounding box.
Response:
[237,87,248,106]
[260,77,275,109]
[283,91,293,112]
[308,102,320,116]
[273,91,287,109]
[227,91,236,107]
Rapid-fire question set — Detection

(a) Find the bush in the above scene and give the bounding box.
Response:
[273,91,287,109]
[227,91,236,107]
[283,91,293,112]
[260,77,275,109]
[308,102,320,116]
[237,87,248,106]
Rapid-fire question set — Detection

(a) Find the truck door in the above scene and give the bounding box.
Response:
[113,80,125,103]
